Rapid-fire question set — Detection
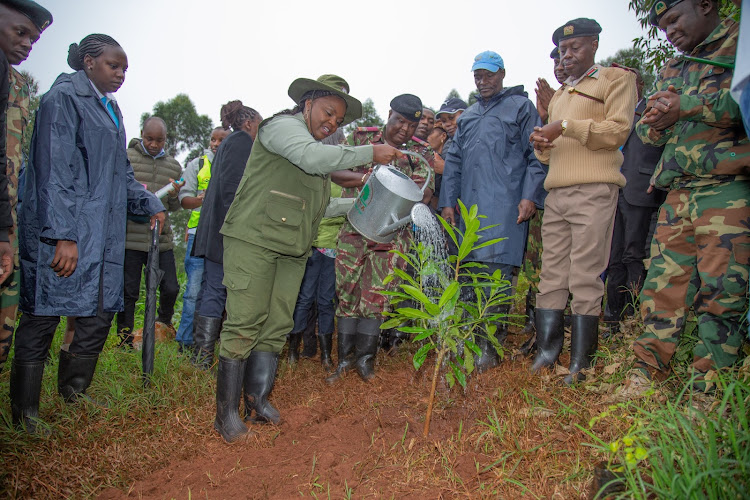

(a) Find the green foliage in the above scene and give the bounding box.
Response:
[20,70,40,160]
[598,47,656,94]
[628,0,740,77]
[467,90,480,106]
[140,94,214,158]
[382,201,512,435]
[343,98,384,135]
[445,89,463,102]
[583,372,750,499]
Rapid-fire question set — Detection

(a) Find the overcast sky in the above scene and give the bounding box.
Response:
[22,0,652,162]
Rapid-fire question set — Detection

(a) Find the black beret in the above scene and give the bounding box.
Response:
[552,18,602,46]
[550,47,560,60]
[0,0,53,32]
[649,0,685,26]
[390,94,423,123]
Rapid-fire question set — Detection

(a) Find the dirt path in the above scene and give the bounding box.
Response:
[98,335,614,499]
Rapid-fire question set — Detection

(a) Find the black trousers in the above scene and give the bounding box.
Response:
[116,249,179,334]
[13,310,115,362]
[605,194,659,321]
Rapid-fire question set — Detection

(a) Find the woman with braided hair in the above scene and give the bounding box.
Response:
[9,34,166,434]
[190,100,261,370]
[212,74,404,443]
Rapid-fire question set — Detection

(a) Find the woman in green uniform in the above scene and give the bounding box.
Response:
[214,74,402,443]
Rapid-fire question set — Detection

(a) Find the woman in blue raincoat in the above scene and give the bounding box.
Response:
[9,34,165,434]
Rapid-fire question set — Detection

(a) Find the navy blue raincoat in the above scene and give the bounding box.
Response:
[439,86,547,267]
[19,70,164,316]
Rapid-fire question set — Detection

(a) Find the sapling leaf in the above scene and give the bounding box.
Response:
[396,326,430,334]
[445,370,455,388]
[413,330,433,342]
[413,343,434,370]
[438,282,460,310]
[392,268,418,286]
[401,285,439,315]
[450,361,467,388]
[465,340,481,356]
[473,238,507,251]
[464,349,475,374]
[380,318,403,329]
[395,307,433,320]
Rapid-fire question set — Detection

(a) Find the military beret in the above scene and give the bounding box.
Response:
[550,47,560,60]
[0,0,53,32]
[649,0,685,26]
[390,94,423,122]
[552,18,602,45]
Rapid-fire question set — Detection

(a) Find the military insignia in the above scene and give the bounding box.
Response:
[41,21,50,31]
[563,25,574,36]
[415,110,421,119]
[586,67,599,78]
[654,1,667,15]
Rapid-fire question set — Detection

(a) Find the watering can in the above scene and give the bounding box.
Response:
[347,150,432,243]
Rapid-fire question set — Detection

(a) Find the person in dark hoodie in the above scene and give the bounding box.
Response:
[116,116,183,348]
[439,50,547,373]
[10,34,165,434]
[190,101,261,369]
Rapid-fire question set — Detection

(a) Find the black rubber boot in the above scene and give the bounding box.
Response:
[564,315,599,385]
[214,356,251,443]
[520,294,535,335]
[191,315,222,370]
[474,333,502,373]
[386,330,409,356]
[325,317,358,385]
[530,309,565,373]
[57,351,102,405]
[10,360,48,434]
[300,308,318,358]
[354,318,381,382]
[287,332,302,365]
[318,333,333,371]
[243,350,280,424]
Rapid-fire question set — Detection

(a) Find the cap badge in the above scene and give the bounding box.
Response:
[563,25,574,36]
[655,1,667,15]
[415,110,422,118]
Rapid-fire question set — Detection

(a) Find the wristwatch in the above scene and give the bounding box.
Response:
[561,119,568,134]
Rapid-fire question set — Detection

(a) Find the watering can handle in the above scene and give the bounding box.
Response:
[399,150,432,194]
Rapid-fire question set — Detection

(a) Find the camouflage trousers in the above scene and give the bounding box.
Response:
[335,222,408,319]
[522,209,543,303]
[0,229,19,372]
[634,181,750,375]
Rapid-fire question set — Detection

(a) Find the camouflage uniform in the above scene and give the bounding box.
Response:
[335,127,434,319]
[0,69,28,371]
[634,18,750,381]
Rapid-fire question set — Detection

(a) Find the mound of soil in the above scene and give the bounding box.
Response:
[98,332,611,499]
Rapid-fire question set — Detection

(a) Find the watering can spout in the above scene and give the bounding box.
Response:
[377,213,412,237]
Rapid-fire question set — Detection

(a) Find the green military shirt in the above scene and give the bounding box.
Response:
[637,18,750,189]
[6,68,29,226]
[221,113,374,258]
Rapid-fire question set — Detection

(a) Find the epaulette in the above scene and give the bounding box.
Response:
[356,126,381,132]
[411,136,428,147]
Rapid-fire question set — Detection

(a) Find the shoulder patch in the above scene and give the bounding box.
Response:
[356,126,381,132]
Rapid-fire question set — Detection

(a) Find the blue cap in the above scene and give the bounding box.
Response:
[471,51,504,73]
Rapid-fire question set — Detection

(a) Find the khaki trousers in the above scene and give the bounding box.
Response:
[536,183,618,316]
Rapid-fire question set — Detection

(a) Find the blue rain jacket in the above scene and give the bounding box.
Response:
[438,86,547,267]
[19,70,164,316]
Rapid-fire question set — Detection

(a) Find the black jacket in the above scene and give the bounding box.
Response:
[621,100,667,208]
[193,129,254,263]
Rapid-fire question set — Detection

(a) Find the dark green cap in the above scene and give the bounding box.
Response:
[390,94,423,122]
[649,0,685,26]
[550,47,559,60]
[552,18,602,46]
[0,0,53,32]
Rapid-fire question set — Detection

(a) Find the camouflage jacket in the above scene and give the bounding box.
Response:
[341,126,434,200]
[637,18,750,189]
[7,68,29,223]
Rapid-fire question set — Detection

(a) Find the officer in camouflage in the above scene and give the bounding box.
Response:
[0,0,52,372]
[328,94,434,383]
[628,0,750,394]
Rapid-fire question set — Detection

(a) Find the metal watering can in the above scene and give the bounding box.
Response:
[347,150,432,243]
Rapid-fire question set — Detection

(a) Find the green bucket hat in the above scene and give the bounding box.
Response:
[287,74,363,126]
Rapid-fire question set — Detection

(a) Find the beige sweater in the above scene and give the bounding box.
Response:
[535,66,636,190]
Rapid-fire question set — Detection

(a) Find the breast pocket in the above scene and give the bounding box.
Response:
[261,190,305,246]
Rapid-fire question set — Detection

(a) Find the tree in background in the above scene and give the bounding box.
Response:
[598,47,656,94]
[628,0,740,77]
[445,89,462,102]
[343,98,384,135]
[140,94,213,161]
[20,70,40,160]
